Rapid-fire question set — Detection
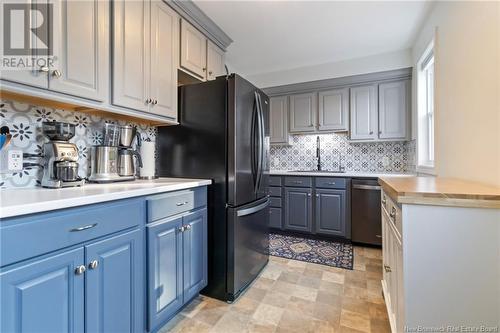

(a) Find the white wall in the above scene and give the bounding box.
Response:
[245,49,412,88]
[411,1,500,187]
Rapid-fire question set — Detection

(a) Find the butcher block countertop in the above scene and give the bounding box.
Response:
[378,176,500,209]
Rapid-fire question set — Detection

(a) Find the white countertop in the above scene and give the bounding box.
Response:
[270,170,415,178]
[0,178,212,219]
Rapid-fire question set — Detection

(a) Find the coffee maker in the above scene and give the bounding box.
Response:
[88,124,141,183]
[41,121,84,188]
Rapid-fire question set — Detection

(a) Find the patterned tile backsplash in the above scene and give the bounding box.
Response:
[0,100,157,189]
[270,134,416,173]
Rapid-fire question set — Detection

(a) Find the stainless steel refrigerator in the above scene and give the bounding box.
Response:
[157,74,270,302]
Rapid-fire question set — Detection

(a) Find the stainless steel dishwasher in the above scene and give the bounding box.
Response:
[351,178,382,246]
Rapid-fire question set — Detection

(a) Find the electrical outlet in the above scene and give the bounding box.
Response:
[0,150,23,173]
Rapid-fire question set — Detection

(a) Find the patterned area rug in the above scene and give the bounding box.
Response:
[269,233,353,270]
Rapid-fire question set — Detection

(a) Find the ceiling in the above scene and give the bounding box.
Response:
[194,1,433,76]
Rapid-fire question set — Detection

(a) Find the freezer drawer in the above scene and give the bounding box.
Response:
[227,197,269,300]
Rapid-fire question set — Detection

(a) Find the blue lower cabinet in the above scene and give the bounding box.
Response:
[85,229,144,333]
[182,209,208,301]
[315,189,346,237]
[0,248,85,333]
[284,187,313,232]
[147,217,184,332]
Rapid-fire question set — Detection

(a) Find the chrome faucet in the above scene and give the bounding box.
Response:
[316,136,321,171]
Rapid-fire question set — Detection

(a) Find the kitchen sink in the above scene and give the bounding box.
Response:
[292,170,346,173]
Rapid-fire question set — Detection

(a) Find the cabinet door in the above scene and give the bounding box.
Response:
[381,209,392,307]
[149,0,178,119]
[147,217,183,331]
[85,229,144,333]
[0,0,48,88]
[0,248,84,333]
[289,93,317,133]
[284,187,312,232]
[206,40,225,81]
[379,80,409,140]
[349,85,378,140]
[270,96,290,144]
[315,189,346,237]
[183,209,208,301]
[318,88,349,132]
[180,19,207,80]
[269,207,282,229]
[50,0,109,101]
[112,0,149,111]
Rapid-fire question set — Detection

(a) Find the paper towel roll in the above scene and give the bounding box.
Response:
[139,141,155,178]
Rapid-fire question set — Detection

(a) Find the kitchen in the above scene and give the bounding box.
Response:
[0,1,499,333]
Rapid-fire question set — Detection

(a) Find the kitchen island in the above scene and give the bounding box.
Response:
[378,176,500,332]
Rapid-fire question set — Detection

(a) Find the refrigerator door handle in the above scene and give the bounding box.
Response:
[250,93,259,191]
[237,198,270,217]
[254,92,264,191]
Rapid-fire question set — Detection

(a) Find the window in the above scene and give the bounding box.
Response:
[417,41,435,173]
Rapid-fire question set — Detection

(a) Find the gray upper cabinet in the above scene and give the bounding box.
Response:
[318,88,349,132]
[180,19,207,80]
[270,96,290,145]
[149,0,179,119]
[379,80,409,140]
[113,0,178,119]
[50,0,109,101]
[112,0,149,112]
[289,93,317,133]
[206,41,225,81]
[349,84,378,140]
[284,187,312,232]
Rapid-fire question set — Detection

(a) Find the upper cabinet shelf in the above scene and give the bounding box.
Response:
[266,68,412,145]
[0,0,230,125]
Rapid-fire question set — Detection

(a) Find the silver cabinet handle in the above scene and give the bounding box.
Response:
[376,234,382,238]
[69,223,97,232]
[292,181,302,184]
[327,182,336,185]
[185,224,192,231]
[75,265,86,275]
[178,226,185,232]
[52,69,62,78]
[88,260,99,270]
[390,207,396,219]
[176,201,188,206]
[39,66,49,73]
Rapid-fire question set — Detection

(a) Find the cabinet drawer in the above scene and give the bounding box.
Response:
[269,186,282,197]
[147,187,207,223]
[382,191,402,237]
[269,176,282,186]
[1,199,144,267]
[315,177,347,189]
[270,197,282,208]
[284,176,312,188]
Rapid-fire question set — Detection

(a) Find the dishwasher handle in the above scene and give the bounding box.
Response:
[352,184,381,191]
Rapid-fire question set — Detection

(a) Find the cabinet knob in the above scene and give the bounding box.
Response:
[369,131,374,135]
[52,69,62,78]
[145,98,152,104]
[88,260,99,270]
[379,131,382,135]
[384,265,392,273]
[307,193,311,197]
[202,67,206,72]
[185,224,192,231]
[152,99,158,105]
[75,265,86,275]
[178,226,186,233]
[390,207,396,219]
[316,194,319,197]
[39,66,49,73]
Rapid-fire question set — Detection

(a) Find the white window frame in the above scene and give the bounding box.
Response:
[416,40,436,175]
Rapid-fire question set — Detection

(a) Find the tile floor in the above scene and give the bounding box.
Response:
[160,246,389,333]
